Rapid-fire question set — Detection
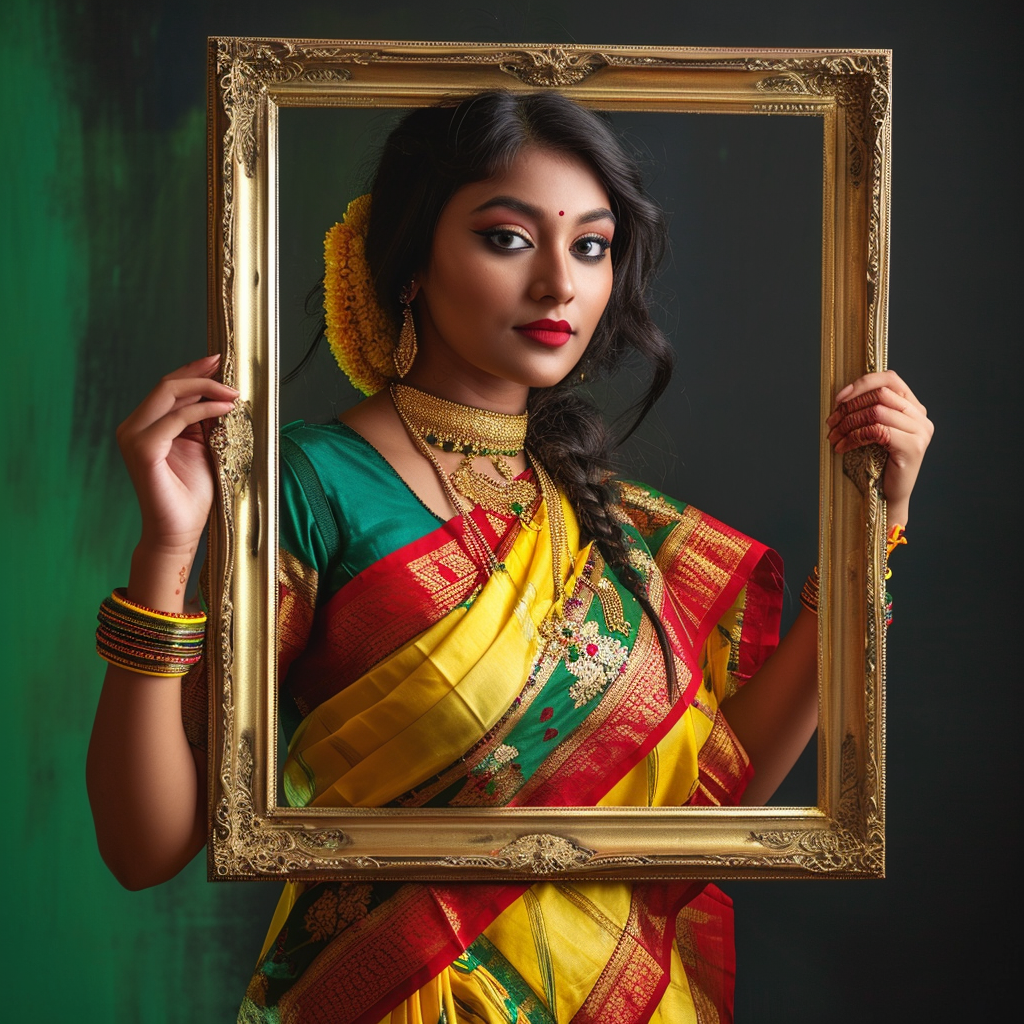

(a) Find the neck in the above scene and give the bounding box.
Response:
[390,382,529,455]
[400,367,530,416]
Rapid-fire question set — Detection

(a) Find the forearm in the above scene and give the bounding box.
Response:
[86,668,206,888]
[720,605,818,806]
[887,499,909,532]
[86,543,207,889]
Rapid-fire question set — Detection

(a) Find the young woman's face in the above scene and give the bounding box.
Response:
[410,146,615,407]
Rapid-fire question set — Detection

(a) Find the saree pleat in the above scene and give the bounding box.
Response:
[211,422,784,1023]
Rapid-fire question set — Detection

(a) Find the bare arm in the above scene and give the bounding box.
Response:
[86,355,236,889]
[87,666,208,890]
[721,370,933,805]
[720,606,818,806]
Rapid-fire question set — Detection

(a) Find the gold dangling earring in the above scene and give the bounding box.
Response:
[393,282,418,378]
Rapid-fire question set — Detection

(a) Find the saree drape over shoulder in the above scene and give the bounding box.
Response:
[183,421,783,1024]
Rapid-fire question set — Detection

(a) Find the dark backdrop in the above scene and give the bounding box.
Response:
[1,0,1016,1020]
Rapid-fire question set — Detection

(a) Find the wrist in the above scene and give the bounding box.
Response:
[128,541,201,613]
[887,499,909,531]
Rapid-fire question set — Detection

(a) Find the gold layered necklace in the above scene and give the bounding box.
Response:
[391,383,538,522]
[390,383,570,612]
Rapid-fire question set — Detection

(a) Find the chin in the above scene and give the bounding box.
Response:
[534,371,579,390]
[499,353,585,391]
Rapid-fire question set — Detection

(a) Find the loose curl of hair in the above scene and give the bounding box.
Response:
[302,90,678,692]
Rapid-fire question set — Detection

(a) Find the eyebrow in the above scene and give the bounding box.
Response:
[471,195,616,225]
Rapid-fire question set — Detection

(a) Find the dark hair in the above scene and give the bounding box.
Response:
[304,91,679,692]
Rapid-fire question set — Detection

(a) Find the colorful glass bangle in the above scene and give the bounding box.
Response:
[96,589,207,678]
[800,565,820,615]
[97,617,205,646]
[95,645,201,677]
[96,625,204,659]
[96,640,204,678]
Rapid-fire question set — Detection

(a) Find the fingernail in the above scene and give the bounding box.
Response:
[835,384,853,402]
[825,411,839,427]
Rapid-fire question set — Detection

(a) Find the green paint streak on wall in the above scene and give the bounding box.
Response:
[1,1,276,1018]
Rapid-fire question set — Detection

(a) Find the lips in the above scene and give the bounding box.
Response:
[514,319,573,347]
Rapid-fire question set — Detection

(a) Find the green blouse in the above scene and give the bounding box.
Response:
[279,419,444,600]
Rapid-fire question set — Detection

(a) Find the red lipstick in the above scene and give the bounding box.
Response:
[515,319,573,347]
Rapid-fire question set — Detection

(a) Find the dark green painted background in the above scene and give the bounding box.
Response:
[1,0,1015,1019]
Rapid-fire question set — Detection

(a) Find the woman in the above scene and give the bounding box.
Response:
[87,92,932,1022]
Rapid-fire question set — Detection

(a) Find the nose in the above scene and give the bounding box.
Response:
[528,245,575,306]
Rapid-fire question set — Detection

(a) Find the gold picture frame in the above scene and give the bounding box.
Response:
[205,38,891,882]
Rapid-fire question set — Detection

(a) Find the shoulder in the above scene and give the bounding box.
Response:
[279,420,364,572]
[280,418,388,498]
[614,479,780,596]
[614,479,759,559]
[614,479,692,536]
[281,419,368,471]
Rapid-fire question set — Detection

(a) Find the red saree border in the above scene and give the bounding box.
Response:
[678,884,738,1024]
[279,882,529,1024]
[733,543,784,683]
[689,711,754,807]
[287,501,524,717]
[657,507,780,662]
[573,880,708,1024]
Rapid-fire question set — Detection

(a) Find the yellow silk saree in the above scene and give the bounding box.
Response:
[183,422,783,1023]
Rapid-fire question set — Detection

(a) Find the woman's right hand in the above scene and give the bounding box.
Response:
[117,353,238,554]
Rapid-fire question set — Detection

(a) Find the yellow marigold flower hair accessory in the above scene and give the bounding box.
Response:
[323,194,399,396]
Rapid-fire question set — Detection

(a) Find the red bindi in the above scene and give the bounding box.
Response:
[559,210,564,216]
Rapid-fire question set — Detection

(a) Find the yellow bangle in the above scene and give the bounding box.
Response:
[885,525,907,580]
[109,587,207,625]
[886,524,907,558]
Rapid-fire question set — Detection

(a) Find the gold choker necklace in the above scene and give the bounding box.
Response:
[391,383,537,522]
[390,384,527,457]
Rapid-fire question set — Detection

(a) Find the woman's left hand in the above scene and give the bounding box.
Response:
[827,369,934,527]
